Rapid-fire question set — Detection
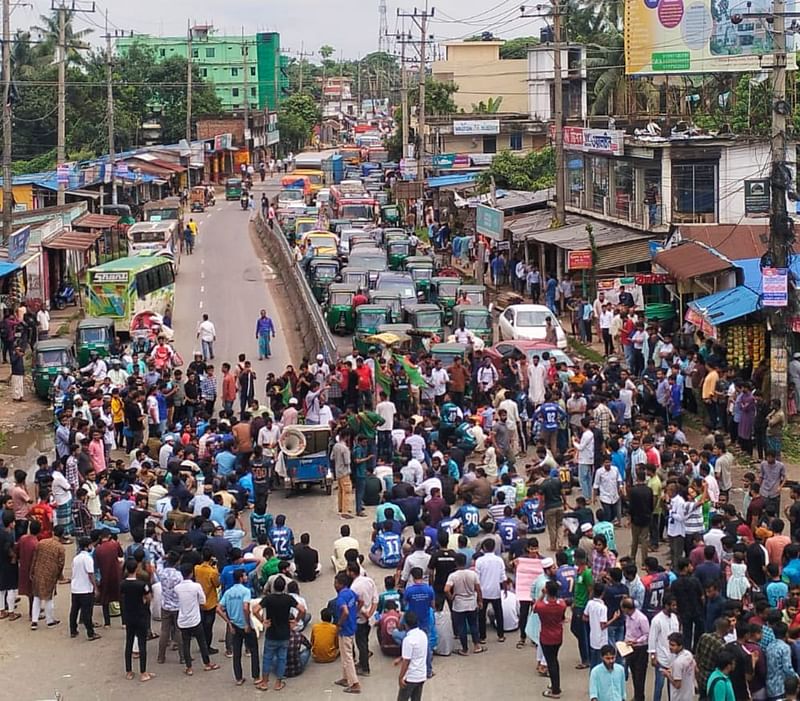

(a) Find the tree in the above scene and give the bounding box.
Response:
[471,96,504,113]
[278,93,321,151]
[476,148,555,191]
[31,10,92,67]
[409,79,459,115]
[499,36,539,59]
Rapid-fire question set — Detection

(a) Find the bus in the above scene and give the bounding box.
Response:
[143,196,182,223]
[127,220,181,264]
[85,253,175,330]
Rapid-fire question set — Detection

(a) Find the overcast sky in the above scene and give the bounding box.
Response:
[12,0,544,60]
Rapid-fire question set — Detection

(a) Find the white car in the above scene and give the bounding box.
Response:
[497,304,567,348]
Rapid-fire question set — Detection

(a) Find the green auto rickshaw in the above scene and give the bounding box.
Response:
[308,257,340,304]
[386,238,412,271]
[225,178,243,200]
[429,341,471,368]
[341,266,370,291]
[452,304,493,346]
[381,204,401,226]
[325,283,358,335]
[404,303,445,352]
[404,257,435,300]
[430,276,462,320]
[76,317,115,366]
[369,290,403,323]
[354,304,390,355]
[33,338,77,400]
[457,284,488,307]
[375,323,414,353]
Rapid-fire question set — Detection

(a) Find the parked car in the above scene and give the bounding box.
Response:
[497,304,567,348]
[484,340,576,373]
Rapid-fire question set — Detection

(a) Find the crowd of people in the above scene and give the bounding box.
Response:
[1,273,800,700]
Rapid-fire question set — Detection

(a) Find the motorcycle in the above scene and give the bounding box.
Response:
[240,195,249,211]
[53,282,77,310]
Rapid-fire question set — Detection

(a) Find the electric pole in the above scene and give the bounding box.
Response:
[397,5,435,182]
[2,0,12,239]
[522,2,566,225]
[185,21,193,188]
[399,32,409,159]
[242,28,249,163]
[103,18,131,205]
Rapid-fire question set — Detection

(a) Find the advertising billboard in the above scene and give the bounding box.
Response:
[624,0,797,74]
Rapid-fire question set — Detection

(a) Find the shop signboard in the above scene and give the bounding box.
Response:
[744,179,770,216]
[476,204,504,241]
[453,120,500,136]
[763,267,789,307]
[550,125,624,155]
[624,0,797,74]
[684,306,716,338]
[567,249,593,270]
[56,163,70,184]
[8,226,30,261]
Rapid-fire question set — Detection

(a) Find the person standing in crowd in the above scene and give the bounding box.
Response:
[120,558,155,682]
[255,309,276,361]
[534,579,567,698]
[69,536,101,641]
[175,562,219,675]
[196,314,217,361]
[588,644,626,701]
[217,567,260,686]
[396,610,429,701]
[333,571,361,694]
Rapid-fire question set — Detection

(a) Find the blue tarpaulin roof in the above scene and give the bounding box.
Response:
[0,260,21,278]
[425,173,477,188]
[687,285,761,325]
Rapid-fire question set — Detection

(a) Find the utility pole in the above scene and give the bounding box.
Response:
[242,28,249,163]
[2,0,12,239]
[399,33,409,159]
[397,5,435,183]
[185,21,192,188]
[102,17,130,205]
[522,2,566,225]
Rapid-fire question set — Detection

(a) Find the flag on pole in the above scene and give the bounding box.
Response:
[375,361,392,395]
[393,353,427,388]
[280,380,293,406]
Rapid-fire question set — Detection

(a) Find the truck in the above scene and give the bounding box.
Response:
[322,154,344,185]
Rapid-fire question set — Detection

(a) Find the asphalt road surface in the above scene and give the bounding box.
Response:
[2,181,626,700]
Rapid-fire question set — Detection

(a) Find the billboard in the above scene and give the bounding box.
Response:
[624,0,797,74]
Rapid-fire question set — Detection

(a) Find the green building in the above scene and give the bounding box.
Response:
[116,26,287,112]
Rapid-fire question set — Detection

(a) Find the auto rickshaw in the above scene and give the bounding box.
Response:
[354,304,389,355]
[280,424,333,495]
[328,219,353,235]
[404,257,435,300]
[369,290,403,323]
[308,257,340,303]
[190,186,207,212]
[452,304,493,345]
[403,303,445,352]
[295,217,319,239]
[430,276,462,321]
[76,317,115,366]
[341,266,370,291]
[374,323,414,354]
[457,284,488,306]
[33,339,77,400]
[381,203,400,225]
[325,282,358,335]
[429,341,471,368]
[225,177,243,200]
[386,237,412,270]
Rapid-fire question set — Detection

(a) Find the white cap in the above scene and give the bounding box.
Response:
[289,397,298,405]
[541,557,555,569]
[316,354,324,361]
[580,523,593,533]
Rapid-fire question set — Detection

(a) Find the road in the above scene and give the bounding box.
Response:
[3,177,626,701]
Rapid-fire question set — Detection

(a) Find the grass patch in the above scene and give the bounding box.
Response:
[568,338,605,365]
[782,427,800,464]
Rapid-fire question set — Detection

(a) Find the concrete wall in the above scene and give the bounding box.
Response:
[717,141,782,225]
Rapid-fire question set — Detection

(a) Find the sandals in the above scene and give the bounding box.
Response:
[140,673,155,683]
[457,649,470,656]
[334,680,350,687]
[516,640,527,649]
[126,672,135,681]
[543,691,561,698]
[184,668,194,676]
[343,688,361,694]
[203,663,220,672]
[274,680,286,691]
[575,662,590,669]
[7,613,20,621]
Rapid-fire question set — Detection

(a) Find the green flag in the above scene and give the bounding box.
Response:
[393,353,427,388]
[375,361,392,395]
[280,380,293,406]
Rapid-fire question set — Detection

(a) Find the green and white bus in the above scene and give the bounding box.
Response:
[85,252,175,329]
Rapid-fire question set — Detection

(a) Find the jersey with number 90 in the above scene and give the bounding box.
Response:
[456,504,481,537]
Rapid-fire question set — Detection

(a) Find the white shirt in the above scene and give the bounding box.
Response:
[430,368,449,396]
[585,597,609,649]
[454,328,471,344]
[500,590,520,631]
[593,466,622,504]
[648,610,681,666]
[70,551,95,594]
[475,551,506,599]
[704,528,726,560]
[401,627,429,683]
[37,309,50,332]
[477,365,498,390]
[402,458,424,487]
[404,434,426,461]
[175,579,205,629]
[417,476,442,501]
[197,320,216,342]
[575,429,595,465]
[376,400,397,432]
[51,470,72,506]
[705,472,720,503]
[599,310,614,330]
[350,573,378,624]
[257,424,281,453]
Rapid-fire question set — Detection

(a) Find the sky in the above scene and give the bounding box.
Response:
[11,0,545,60]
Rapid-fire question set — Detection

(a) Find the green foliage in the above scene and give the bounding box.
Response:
[278,93,321,151]
[384,130,403,163]
[471,96,503,114]
[409,79,459,115]
[499,36,539,59]
[475,148,555,192]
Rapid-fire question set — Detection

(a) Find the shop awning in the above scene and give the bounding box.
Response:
[0,260,20,277]
[687,286,760,326]
[596,239,654,270]
[73,213,121,230]
[426,173,477,188]
[42,229,102,251]
[653,242,732,281]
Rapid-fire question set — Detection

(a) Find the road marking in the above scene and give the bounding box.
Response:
[216,207,222,212]
[199,300,203,309]
[200,285,205,293]
[201,259,205,265]
[200,271,205,279]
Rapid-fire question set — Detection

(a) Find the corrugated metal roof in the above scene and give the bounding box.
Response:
[654,242,733,280]
[676,224,774,259]
[42,229,101,251]
[510,211,651,250]
[596,239,654,270]
[688,286,760,325]
[426,173,477,188]
[73,213,122,229]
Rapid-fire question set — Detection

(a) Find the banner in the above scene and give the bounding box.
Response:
[453,120,500,136]
[624,0,797,74]
[762,267,789,307]
[56,163,70,184]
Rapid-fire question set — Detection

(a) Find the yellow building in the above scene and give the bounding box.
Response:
[432,41,528,114]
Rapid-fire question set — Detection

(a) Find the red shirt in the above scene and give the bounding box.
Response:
[621,319,634,347]
[533,598,567,645]
[27,502,53,540]
[222,372,237,402]
[355,365,372,392]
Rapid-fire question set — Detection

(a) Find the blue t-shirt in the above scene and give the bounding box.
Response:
[216,451,236,477]
[111,499,134,532]
[219,582,251,627]
[556,564,577,603]
[455,504,481,537]
[536,402,565,431]
[220,561,258,594]
[766,580,789,608]
[210,504,230,527]
[518,497,545,533]
[269,526,294,559]
[372,532,402,567]
[336,587,358,636]
[403,582,435,631]
[495,517,519,549]
[783,559,800,586]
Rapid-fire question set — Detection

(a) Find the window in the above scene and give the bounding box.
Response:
[482,136,497,154]
[612,160,633,220]
[250,87,256,97]
[205,47,215,58]
[232,88,239,97]
[251,102,257,109]
[192,48,199,58]
[673,162,717,222]
[231,67,239,76]
[588,156,609,213]
[567,154,584,207]
[159,48,166,58]
[250,67,256,76]
[136,263,174,299]
[201,68,207,78]
[509,132,523,151]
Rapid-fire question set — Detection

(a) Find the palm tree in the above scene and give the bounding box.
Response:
[585,30,624,115]
[10,30,40,79]
[31,10,92,68]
